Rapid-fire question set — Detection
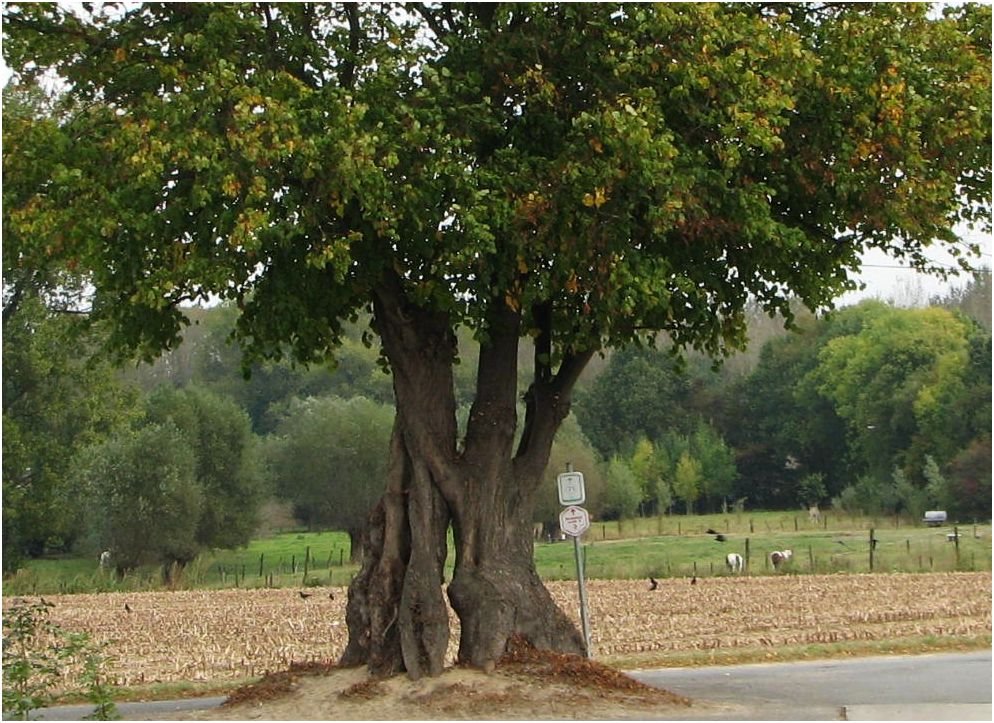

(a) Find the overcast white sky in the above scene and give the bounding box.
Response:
[838,227,992,307]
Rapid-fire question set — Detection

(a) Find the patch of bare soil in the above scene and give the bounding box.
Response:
[182,637,697,721]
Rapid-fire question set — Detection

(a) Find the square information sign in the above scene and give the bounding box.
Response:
[557,471,586,506]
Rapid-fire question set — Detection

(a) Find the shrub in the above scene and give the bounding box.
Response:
[2,600,119,720]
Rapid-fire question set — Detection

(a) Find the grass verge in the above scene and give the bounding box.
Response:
[604,633,993,670]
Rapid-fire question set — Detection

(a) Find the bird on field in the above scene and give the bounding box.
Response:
[705,528,718,535]
[691,576,698,585]
[124,603,132,613]
[328,592,335,600]
[713,534,726,542]
[648,577,658,591]
[299,591,313,599]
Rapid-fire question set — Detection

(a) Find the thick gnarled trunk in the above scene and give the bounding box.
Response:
[342,274,591,677]
[340,421,450,679]
[447,478,586,668]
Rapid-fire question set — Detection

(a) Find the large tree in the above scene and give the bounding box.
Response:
[3,3,990,677]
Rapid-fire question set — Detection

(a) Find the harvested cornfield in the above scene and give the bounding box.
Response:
[580,572,992,657]
[3,572,989,693]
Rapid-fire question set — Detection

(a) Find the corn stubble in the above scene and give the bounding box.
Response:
[4,572,988,692]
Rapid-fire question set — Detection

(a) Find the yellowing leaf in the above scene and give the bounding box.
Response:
[583,187,609,208]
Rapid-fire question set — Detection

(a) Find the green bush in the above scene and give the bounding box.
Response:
[2,600,119,720]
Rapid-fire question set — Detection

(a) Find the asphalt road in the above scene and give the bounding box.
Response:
[15,651,993,721]
[630,650,993,720]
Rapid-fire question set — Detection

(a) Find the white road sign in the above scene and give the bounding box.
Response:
[559,505,590,537]
[557,471,586,506]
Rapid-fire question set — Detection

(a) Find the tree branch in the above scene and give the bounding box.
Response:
[407,3,449,40]
[514,343,594,482]
[462,302,521,466]
[339,3,361,90]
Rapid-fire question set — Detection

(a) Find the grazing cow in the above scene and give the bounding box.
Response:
[770,549,793,571]
[725,552,744,574]
[808,505,821,523]
[99,550,112,570]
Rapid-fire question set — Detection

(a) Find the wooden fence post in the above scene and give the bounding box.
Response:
[259,553,264,578]
[869,528,875,571]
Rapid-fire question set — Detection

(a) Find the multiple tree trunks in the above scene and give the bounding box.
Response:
[341,277,588,678]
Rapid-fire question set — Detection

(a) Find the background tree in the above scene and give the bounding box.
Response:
[2,296,140,570]
[4,2,989,678]
[628,437,664,517]
[797,473,828,509]
[74,389,266,575]
[688,422,737,512]
[76,423,202,574]
[145,386,266,550]
[943,438,993,521]
[933,271,992,332]
[265,395,393,557]
[601,457,641,521]
[574,348,693,457]
[812,305,975,483]
[726,309,855,507]
[672,452,703,515]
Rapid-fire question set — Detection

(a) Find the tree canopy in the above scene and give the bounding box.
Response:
[5,4,989,364]
[4,1,990,678]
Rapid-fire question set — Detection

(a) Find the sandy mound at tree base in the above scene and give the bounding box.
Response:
[184,638,701,721]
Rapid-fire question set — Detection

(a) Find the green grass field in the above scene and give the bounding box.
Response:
[4,511,990,596]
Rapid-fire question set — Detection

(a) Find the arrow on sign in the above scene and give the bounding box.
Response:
[559,505,590,537]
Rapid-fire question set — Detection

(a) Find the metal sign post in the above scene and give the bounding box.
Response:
[558,463,592,657]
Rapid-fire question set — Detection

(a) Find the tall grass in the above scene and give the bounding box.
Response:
[4,512,990,596]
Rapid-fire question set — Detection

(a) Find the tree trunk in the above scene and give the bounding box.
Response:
[341,417,451,679]
[341,274,591,677]
[446,469,586,669]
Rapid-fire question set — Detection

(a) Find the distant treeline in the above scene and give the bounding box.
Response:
[3,271,990,574]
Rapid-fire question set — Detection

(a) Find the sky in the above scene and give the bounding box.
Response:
[838,227,992,307]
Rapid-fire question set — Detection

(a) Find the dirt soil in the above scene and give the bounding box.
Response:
[179,637,704,721]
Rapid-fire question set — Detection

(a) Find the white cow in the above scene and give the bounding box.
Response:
[770,549,793,571]
[725,552,744,574]
[99,550,112,569]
